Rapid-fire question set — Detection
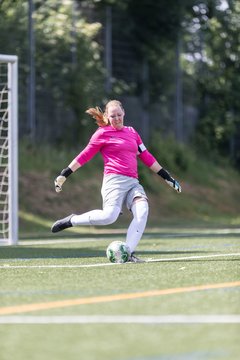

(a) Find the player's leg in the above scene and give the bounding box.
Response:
[51,175,138,234]
[51,205,121,233]
[71,206,121,226]
[126,197,149,255]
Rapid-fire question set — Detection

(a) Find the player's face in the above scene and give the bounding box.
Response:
[107,105,124,130]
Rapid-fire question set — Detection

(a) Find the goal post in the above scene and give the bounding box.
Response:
[0,54,18,245]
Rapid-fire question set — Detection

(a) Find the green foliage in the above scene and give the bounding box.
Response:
[19,137,103,177]
[18,138,240,229]
[125,0,192,54]
[182,1,240,163]
[1,0,240,164]
[0,0,105,144]
[34,1,105,143]
[19,139,74,174]
[149,133,195,173]
[0,0,29,116]
[147,131,240,189]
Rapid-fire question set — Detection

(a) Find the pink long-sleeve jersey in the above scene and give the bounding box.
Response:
[75,125,156,179]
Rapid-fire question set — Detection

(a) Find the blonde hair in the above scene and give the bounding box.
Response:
[86,100,124,127]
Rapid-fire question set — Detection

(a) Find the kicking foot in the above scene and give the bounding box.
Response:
[128,253,145,263]
[51,214,75,233]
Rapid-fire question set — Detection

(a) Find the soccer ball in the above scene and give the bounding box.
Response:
[106,241,130,263]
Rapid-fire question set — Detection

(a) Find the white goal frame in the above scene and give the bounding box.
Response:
[0,54,18,245]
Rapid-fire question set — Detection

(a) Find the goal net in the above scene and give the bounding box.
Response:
[0,54,18,245]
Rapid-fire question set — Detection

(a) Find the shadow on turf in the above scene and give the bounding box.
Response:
[0,247,104,259]
[0,247,214,259]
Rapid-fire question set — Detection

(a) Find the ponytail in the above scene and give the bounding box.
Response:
[86,100,123,127]
[85,107,109,127]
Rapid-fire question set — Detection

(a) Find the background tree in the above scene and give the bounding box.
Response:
[182,0,240,164]
[0,0,239,165]
[0,0,105,144]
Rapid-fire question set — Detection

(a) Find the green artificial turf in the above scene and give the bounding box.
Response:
[0,229,239,360]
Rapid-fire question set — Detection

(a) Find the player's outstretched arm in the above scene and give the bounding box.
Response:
[150,161,181,193]
[54,159,81,193]
[158,168,181,193]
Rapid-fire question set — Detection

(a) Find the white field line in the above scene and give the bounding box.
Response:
[146,252,240,263]
[0,315,240,324]
[0,253,239,269]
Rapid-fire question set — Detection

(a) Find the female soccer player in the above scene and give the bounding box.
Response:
[51,100,181,262]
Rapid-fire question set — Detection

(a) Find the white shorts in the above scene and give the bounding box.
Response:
[101,174,148,211]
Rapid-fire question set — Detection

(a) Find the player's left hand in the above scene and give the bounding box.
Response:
[166,179,181,193]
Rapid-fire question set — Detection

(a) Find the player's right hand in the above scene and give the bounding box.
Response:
[54,175,66,193]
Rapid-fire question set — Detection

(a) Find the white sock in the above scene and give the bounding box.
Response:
[126,200,149,253]
[71,206,121,226]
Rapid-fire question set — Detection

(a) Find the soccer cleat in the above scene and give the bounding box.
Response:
[128,253,145,263]
[51,214,75,233]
